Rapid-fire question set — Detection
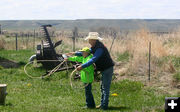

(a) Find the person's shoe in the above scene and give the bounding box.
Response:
[96,105,108,110]
[82,106,88,109]
[82,106,95,109]
[96,104,102,109]
[88,106,95,109]
[102,107,108,110]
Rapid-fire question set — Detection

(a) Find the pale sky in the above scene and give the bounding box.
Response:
[0,0,180,20]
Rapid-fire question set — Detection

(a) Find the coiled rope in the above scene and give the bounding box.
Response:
[24,60,66,79]
[69,68,90,88]
[24,60,90,88]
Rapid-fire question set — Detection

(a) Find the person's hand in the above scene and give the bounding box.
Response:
[76,65,83,71]
[64,58,68,61]
[66,52,75,56]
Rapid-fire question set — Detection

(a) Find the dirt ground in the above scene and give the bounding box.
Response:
[0,58,19,68]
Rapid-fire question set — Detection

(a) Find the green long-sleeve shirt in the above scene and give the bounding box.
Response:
[68,54,94,83]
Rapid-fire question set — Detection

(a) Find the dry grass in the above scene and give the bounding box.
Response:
[2,29,180,85]
[55,29,180,93]
[1,28,180,94]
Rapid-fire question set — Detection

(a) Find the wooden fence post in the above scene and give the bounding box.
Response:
[148,42,151,81]
[72,27,78,52]
[33,30,35,50]
[109,30,117,53]
[0,24,2,35]
[16,34,18,51]
[27,33,29,48]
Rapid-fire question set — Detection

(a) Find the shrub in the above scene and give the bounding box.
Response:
[0,38,5,49]
[117,51,130,62]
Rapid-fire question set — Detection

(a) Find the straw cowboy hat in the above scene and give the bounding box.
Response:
[85,32,103,41]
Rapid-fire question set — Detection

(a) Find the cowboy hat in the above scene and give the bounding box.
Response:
[85,32,103,41]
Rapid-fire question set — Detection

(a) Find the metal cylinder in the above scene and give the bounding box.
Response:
[0,84,7,105]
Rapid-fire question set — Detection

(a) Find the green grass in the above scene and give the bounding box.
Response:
[154,56,180,82]
[159,56,180,82]
[171,56,180,82]
[173,72,180,82]
[158,56,180,70]
[117,51,130,62]
[0,50,176,112]
[172,56,180,70]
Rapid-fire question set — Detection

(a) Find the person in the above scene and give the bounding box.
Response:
[69,32,114,110]
[65,47,96,109]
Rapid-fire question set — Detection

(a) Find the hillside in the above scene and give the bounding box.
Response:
[0,19,180,32]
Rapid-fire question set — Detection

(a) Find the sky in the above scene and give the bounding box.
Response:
[0,0,180,20]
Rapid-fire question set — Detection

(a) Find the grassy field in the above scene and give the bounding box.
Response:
[1,29,180,111]
[0,49,176,112]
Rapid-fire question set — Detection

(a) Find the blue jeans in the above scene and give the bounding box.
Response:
[85,83,95,108]
[100,66,113,110]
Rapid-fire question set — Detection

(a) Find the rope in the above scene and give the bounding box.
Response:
[24,60,66,79]
[69,68,90,89]
[24,59,91,88]
[70,68,77,87]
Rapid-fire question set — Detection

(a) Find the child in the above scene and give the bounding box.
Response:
[66,47,95,108]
